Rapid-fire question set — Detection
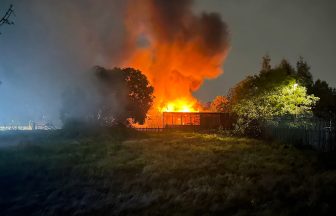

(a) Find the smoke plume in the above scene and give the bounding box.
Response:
[122,0,230,109]
[0,0,229,126]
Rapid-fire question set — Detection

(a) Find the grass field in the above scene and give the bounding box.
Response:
[1,129,336,215]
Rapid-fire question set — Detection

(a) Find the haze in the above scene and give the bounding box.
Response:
[0,0,335,126]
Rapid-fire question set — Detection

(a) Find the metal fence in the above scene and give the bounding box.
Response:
[264,118,336,152]
[134,127,165,132]
[134,125,204,132]
[266,127,335,152]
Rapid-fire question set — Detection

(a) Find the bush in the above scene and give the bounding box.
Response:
[233,117,264,138]
[61,118,137,141]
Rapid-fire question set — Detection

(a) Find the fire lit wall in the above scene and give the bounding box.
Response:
[163,112,235,130]
[163,112,200,127]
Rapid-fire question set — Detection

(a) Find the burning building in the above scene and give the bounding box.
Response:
[120,0,230,127]
[163,112,235,130]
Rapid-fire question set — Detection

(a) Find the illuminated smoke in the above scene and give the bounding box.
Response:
[121,0,230,111]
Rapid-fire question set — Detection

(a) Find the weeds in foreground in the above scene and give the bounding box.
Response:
[0,131,335,215]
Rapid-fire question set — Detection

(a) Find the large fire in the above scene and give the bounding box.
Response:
[121,0,229,126]
[160,99,199,113]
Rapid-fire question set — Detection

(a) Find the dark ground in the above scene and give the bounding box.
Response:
[1,128,336,216]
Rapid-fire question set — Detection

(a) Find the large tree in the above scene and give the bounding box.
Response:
[94,67,154,125]
[229,57,319,136]
[61,67,154,126]
[232,80,319,135]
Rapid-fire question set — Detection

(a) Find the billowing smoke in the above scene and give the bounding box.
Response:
[122,0,230,110]
[0,0,229,127]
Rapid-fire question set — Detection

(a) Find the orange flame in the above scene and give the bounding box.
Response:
[121,0,229,126]
[160,99,199,113]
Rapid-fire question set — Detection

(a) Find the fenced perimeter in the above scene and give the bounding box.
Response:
[134,127,165,132]
[264,117,336,152]
[266,127,335,152]
[135,126,200,132]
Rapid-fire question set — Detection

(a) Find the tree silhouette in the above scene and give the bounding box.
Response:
[94,67,154,125]
[60,67,154,126]
[310,79,336,120]
[261,54,271,74]
[296,56,313,88]
[279,59,295,75]
[0,4,14,34]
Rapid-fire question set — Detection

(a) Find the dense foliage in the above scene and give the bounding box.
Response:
[94,67,154,125]
[210,95,229,112]
[61,67,154,126]
[229,56,319,136]
[309,79,336,120]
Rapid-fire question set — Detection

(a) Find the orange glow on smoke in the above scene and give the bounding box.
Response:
[120,0,229,126]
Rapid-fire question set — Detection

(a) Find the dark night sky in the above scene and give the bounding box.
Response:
[194,0,336,100]
[0,0,335,125]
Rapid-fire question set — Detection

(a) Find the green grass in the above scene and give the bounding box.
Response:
[0,130,336,215]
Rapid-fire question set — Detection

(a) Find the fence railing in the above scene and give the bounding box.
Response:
[134,126,201,132]
[265,126,336,152]
[134,127,165,132]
